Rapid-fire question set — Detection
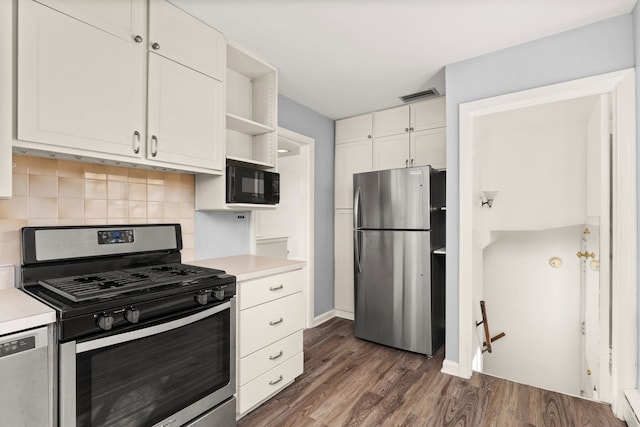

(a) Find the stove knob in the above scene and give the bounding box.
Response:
[213,288,225,301]
[124,308,140,324]
[96,313,114,331]
[195,292,208,306]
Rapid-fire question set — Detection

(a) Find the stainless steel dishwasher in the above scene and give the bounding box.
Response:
[0,326,50,426]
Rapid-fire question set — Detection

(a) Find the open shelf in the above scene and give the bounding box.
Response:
[226,155,275,169]
[226,113,274,136]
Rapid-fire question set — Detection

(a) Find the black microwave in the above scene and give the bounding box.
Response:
[226,165,280,205]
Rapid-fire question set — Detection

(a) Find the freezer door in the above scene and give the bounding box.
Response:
[354,229,433,355]
[354,166,431,230]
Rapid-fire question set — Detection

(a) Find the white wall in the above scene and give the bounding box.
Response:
[483,226,582,396]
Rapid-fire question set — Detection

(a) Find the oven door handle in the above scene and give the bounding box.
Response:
[76,302,231,353]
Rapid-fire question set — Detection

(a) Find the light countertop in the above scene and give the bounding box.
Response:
[189,255,305,282]
[0,288,56,336]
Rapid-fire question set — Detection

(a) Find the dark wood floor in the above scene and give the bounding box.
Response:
[238,318,626,427]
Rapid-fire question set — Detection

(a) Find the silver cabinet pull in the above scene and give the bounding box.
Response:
[133,131,141,154]
[367,135,371,139]
[151,42,160,50]
[269,375,284,385]
[269,317,283,326]
[410,127,414,131]
[269,350,283,360]
[150,135,158,157]
[269,284,284,291]
[410,158,414,166]
[404,127,409,132]
[405,159,408,167]
[134,35,143,43]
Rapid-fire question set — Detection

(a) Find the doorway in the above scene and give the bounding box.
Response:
[251,127,315,328]
[456,69,636,417]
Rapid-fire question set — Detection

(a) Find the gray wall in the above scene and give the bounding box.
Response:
[278,94,336,317]
[195,211,251,259]
[634,2,640,389]
[444,14,635,363]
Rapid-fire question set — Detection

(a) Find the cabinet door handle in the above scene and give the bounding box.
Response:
[404,127,409,133]
[410,127,414,131]
[151,42,160,50]
[132,131,141,154]
[367,135,372,139]
[150,135,158,157]
[410,158,414,166]
[405,159,408,167]
[269,317,284,326]
[269,375,284,385]
[269,350,284,360]
[134,35,143,43]
[269,284,284,291]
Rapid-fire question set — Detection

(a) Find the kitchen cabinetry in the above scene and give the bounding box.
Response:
[196,43,278,210]
[334,210,355,316]
[334,113,373,209]
[16,0,225,174]
[372,97,446,170]
[236,268,304,415]
[0,0,12,198]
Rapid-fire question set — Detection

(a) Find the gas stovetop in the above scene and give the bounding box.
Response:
[38,263,223,302]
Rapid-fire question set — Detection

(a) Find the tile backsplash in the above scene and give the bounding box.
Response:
[0,155,196,280]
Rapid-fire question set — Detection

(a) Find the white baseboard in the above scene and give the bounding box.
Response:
[441,359,460,377]
[624,389,640,427]
[334,310,354,320]
[313,310,335,326]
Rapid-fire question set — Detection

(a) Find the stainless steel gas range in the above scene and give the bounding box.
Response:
[20,224,236,427]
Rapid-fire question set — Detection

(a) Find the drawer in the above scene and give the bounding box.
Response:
[238,351,304,415]
[239,268,304,310]
[239,292,303,357]
[239,330,302,386]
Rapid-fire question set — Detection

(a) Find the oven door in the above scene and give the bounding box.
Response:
[59,300,235,427]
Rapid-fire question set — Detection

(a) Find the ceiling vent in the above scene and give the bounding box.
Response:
[399,88,440,103]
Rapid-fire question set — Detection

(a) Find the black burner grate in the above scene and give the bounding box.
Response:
[39,263,217,302]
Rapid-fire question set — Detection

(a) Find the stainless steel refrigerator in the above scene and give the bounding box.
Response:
[353,166,445,356]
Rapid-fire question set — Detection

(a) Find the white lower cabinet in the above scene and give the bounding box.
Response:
[236,268,304,417]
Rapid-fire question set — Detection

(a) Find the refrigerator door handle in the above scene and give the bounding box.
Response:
[354,230,363,273]
[354,186,361,228]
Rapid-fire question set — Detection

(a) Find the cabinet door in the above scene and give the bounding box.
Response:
[373,105,409,138]
[335,210,354,315]
[335,140,372,209]
[373,134,410,170]
[149,0,225,81]
[411,97,446,131]
[18,1,146,159]
[147,54,224,172]
[34,0,146,44]
[336,114,372,145]
[411,127,446,169]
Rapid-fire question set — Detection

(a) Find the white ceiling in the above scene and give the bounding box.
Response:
[171,0,636,120]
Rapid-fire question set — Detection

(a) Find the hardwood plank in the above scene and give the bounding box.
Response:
[238,318,626,427]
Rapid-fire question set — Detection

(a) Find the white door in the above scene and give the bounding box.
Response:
[335,140,372,209]
[334,210,354,315]
[410,97,446,131]
[372,134,410,170]
[373,105,409,138]
[147,54,223,172]
[335,114,372,145]
[410,127,446,169]
[18,0,146,159]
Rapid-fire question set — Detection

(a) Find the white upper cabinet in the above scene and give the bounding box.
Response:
[34,0,146,44]
[147,54,223,171]
[16,0,226,174]
[336,113,372,144]
[17,0,146,159]
[148,0,225,81]
[373,105,410,138]
[372,97,446,170]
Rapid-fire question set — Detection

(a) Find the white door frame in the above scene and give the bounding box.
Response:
[455,69,636,417]
[250,127,316,329]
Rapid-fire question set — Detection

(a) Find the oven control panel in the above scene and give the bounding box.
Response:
[97,229,134,245]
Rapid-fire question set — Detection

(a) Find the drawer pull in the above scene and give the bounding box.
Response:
[269,284,284,291]
[269,350,284,360]
[269,375,284,386]
[269,317,284,326]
